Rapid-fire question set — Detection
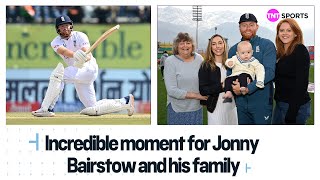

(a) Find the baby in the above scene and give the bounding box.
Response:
[223,41,265,99]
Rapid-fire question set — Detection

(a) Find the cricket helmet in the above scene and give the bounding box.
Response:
[55,15,73,37]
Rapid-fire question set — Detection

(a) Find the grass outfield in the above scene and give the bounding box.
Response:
[6,112,150,125]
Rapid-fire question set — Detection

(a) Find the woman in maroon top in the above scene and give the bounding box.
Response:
[273,18,311,125]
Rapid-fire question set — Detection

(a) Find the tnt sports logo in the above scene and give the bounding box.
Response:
[267,8,309,22]
[266,9,280,22]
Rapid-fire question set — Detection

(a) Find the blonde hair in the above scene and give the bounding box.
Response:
[172,32,195,55]
[202,34,228,71]
[237,41,252,52]
[276,18,303,59]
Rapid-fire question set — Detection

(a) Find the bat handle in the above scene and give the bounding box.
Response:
[85,48,92,55]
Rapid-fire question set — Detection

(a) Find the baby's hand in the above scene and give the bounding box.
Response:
[227,61,234,67]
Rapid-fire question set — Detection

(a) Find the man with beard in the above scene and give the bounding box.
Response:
[32,15,134,117]
[228,13,276,125]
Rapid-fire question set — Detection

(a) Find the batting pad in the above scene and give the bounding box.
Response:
[41,63,64,110]
[80,99,130,116]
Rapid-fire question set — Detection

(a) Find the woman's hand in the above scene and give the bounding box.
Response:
[186,92,208,100]
[232,79,241,95]
[232,78,251,95]
[198,95,208,100]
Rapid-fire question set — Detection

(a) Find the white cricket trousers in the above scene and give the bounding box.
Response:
[63,59,98,108]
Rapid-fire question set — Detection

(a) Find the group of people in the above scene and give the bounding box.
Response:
[163,13,311,125]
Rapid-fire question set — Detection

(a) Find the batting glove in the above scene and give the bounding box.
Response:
[74,60,85,69]
[73,50,87,68]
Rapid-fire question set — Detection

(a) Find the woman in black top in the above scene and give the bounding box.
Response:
[198,34,237,125]
[273,18,311,125]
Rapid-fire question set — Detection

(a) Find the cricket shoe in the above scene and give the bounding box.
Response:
[32,108,55,117]
[127,94,135,116]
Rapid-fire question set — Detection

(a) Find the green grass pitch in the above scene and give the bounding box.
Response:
[6,112,150,125]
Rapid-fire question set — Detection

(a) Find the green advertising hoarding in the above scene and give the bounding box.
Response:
[6,24,150,69]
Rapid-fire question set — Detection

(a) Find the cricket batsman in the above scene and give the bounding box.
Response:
[32,15,134,117]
